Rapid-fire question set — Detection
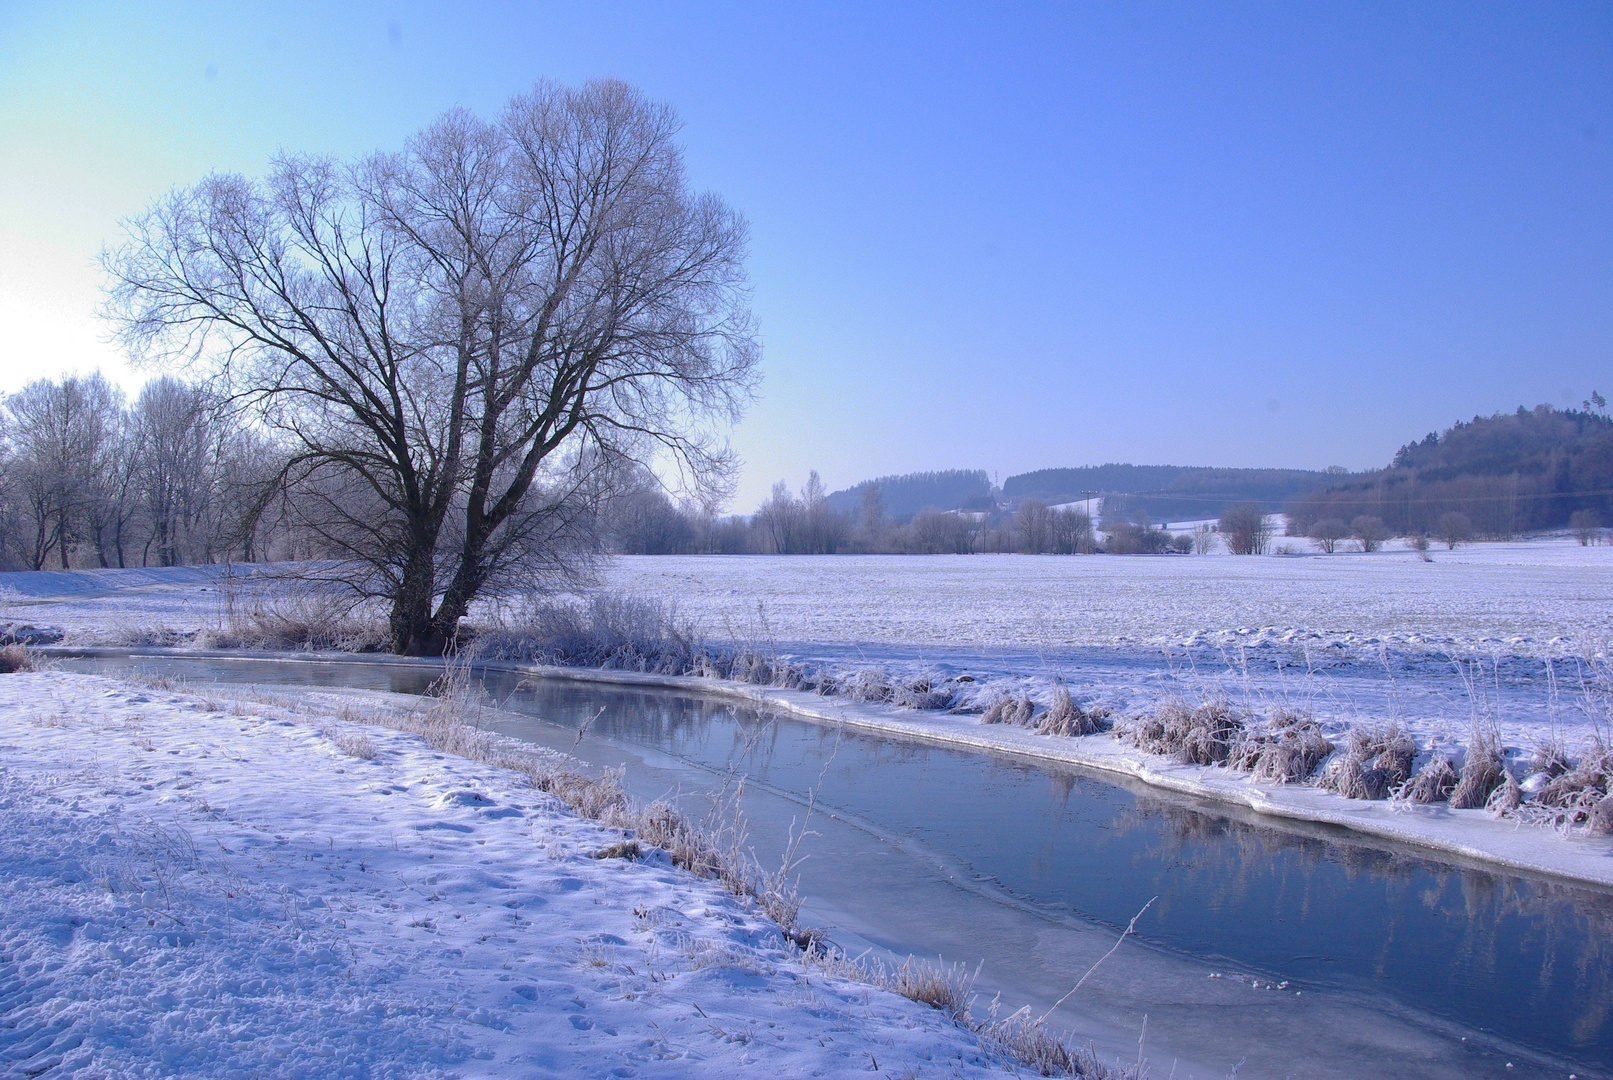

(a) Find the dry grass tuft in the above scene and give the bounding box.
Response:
[1486,769,1523,816]
[977,1007,1138,1079]
[0,644,39,674]
[319,725,378,760]
[1228,709,1333,783]
[1449,737,1506,809]
[1398,755,1458,805]
[593,838,642,860]
[1035,686,1111,738]
[1121,699,1244,766]
[202,591,387,653]
[1530,741,1571,779]
[981,693,1036,727]
[1318,723,1417,800]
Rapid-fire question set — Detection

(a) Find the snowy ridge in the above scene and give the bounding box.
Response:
[0,671,1026,1079]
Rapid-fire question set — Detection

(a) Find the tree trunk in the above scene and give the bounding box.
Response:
[389,544,439,655]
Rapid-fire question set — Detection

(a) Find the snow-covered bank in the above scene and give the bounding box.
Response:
[0,669,1039,1079]
[39,647,1613,891]
[460,661,1613,892]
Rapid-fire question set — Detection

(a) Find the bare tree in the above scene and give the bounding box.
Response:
[106,80,759,654]
[1570,509,1602,546]
[1434,511,1473,550]
[1351,514,1389,553]
[1048,507,1094,554]
[910,508,973,554]
[1308,516,1347,554]
[856,483,887,550]
[1015,499,1052,554]
[754,481,802,554]
[1218,502,1269,555]
[131,377,226,567]
[3,374,125,569]
[799,470,847,554]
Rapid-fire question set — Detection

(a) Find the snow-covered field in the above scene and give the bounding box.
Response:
[0,670,1023,1078]
[601,539,1612,660]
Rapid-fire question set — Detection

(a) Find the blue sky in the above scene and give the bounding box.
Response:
[1,2,1608,510]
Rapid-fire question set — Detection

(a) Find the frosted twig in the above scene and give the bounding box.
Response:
[1036,895,1156,1024]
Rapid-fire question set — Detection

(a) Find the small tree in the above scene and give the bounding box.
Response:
[1571,509,1602,546]
[1218,502,1269,555]
[1015,499,1052,554]
[1308,517,1348,554]
[857,483,887,549]
[1435,511,1473,550]
[1351,515,1389,553]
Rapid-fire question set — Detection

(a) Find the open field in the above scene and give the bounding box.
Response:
[600,538,1613,660]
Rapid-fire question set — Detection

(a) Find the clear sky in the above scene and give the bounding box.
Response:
[2,1,1609,511]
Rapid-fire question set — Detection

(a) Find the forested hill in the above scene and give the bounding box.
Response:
[1003,465,1350,524]
[1287,404,1613,537]
[825,470,992,523]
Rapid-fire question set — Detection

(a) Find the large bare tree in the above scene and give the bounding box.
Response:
[106,80,760,654]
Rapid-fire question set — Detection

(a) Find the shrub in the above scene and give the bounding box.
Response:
[1308,517,1348,554]
[1351,515,1389,553]
[1571,508,1602,546]
[1218,503,1270,555]
[1435,511,1473,549]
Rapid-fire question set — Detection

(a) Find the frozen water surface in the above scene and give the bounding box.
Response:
[62,655,1613,1080]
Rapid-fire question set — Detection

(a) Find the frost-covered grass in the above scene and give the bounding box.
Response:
[0,665,1144,1079]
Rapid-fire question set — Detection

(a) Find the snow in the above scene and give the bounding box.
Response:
[5,539,1611,885]
[597,539,1612,661]
[0,670,1021,1079]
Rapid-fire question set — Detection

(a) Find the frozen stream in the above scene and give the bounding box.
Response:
[60,653,1612,1080]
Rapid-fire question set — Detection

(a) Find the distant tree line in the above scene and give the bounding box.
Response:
[605,474,1211,556]
[1286,403,1613,539]
[0,372,295,570]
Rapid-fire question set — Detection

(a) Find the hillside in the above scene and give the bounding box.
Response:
[825,469,992,522]
[1287,404,1613,537]
[1003,464,1351,525]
